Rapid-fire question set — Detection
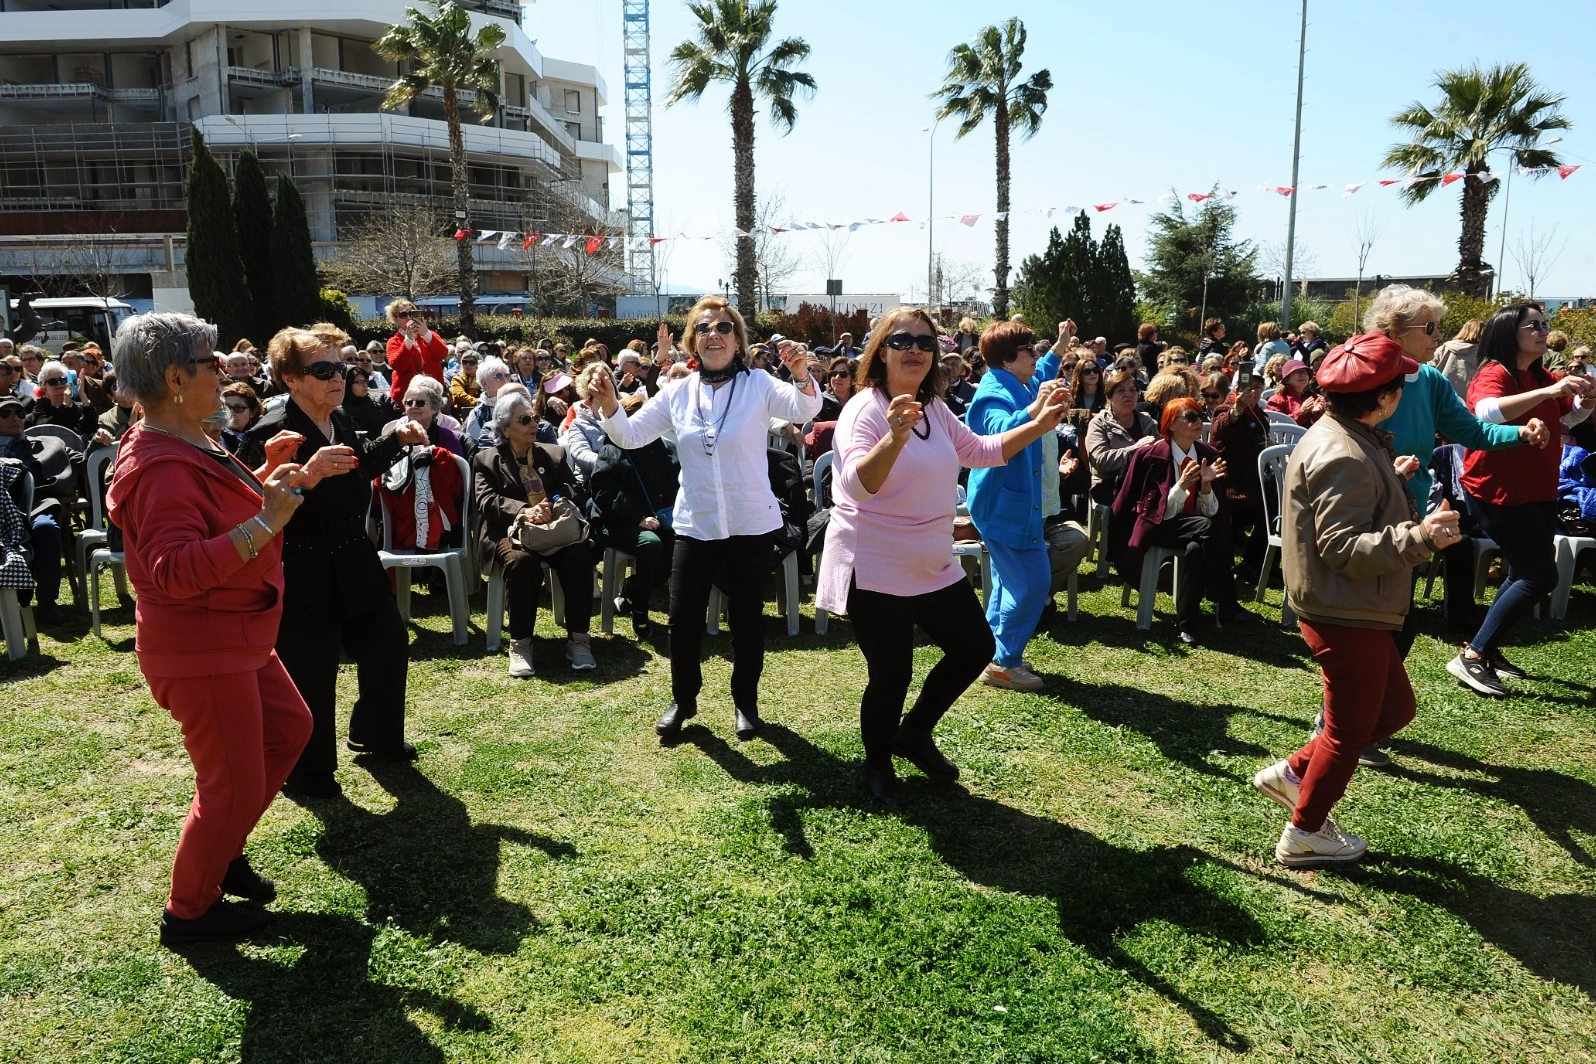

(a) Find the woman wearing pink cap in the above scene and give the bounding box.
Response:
[1252,333,1461,867]
[1265,358,1326,427]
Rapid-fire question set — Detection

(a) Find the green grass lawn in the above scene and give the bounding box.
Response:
[3,566,1595,1062]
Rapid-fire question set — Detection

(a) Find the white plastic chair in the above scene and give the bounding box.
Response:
[1266,423,1307,447]
[378,453,473,645]
[598,546,637,636]
[1085,501,1112,577]
[81,448,131,639]
[706,551,800,637]
[1551,534,1595,621]
[1121,545,1185,631]
[484,558,566,653]
[1265,410,1298,427]
[1254,444,1293,605]
[2,470,39,660]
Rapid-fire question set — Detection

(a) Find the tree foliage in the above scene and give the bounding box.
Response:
[1140,193,1261,338]
[270,174,324,330]
[324,206,456,301]
[184,128,254,349]
[666,0,815,313]
[232,150,277,343]
[931,18,1050,318]
[1382,62,1570,296]
[1014,215,1138,343]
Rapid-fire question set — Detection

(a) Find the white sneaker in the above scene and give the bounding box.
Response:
[1253,760,1300,813]
[508,638,535,679]
[566,634,597,671]
[979,662,1045,691]
[1275,818,1367,868]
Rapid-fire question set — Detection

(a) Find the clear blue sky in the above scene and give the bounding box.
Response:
[528,0,1595,303]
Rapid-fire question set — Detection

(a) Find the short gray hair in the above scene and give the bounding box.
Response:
[113,312,218,404]
[491,383,534,440]
[477,355,510,390]
[1364,284,1445,336]
[403,373,446,411]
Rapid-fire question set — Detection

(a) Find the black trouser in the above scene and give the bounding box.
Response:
[495,537,593,640]
[668,533,773,711]
[278,596,409,786]
[1149,514,1240,627]
[846,574,994,769]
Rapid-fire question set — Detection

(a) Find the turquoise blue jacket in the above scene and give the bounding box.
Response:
[1378,363,1521,508]
[966,368,1044,550]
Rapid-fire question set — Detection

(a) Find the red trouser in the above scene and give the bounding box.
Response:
[1287,619,1416,833]
[146,654,312,919]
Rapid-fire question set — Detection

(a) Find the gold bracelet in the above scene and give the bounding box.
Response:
[237,521,259,560]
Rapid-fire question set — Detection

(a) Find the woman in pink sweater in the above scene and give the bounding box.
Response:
[816,306,1069,807]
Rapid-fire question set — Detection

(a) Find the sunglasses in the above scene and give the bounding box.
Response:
[40,377,69,386]
[301,361,344,381]
[693,321,736,336]
[829,370,850,378]
[1519,320,1551,334]
[0,407,23,418]
[1179,411,1204,424]
[462,359,479,365]
[884,332,937,353]
[1080,368,1100,375]
[1407,321,1441,336]
[355,356,372,364]
[515,413,535,426]
[535,355,552,362]
[224,403,250,413]
[486,370,510,381]
[395,310,419,319]
[1202,391,1222,400]
[402,398,430,408]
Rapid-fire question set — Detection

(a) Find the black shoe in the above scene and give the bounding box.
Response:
[655,702,696,737]
[1177,627,1198,646]
[346,739,418,761]
[632,613,651,638]
[734,705,762,740]
[159,899,272,948]
[892,727,960,782]
[219,855,276,903]
[1488,651,1528,681]
[36,602,67,626]
[1309,711,1391,768]
[1216,605,1256,626]
[1447,651,1510,697]
[864,765,904,809]
[282,776,342,800]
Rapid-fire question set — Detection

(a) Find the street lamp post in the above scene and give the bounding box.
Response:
[921,121,940,319]
[1493,135,1561,297]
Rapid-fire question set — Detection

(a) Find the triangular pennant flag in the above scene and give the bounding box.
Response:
[889,212,910,222]
[1403,175,1424,188]
[1122,198,1144,206]
[454,229,471,241]
[585,236,603,255]
[1093,203,1117,212]
[522,233,537,249]
[1477,172,1498,185]
[1062,205,1083,215]
[993,212,1008,221]
[497,232,514,250]
[1257,184,1272,193]
[1343,183,1364,196]
[1275,187,1296,196]
[649,237,667,245]
[1378,179,1401,186]
[733,227,751,237]
[477,230,498,243]
[1186,192,1212,203]
[541,233,560,246]
[1220,188,1238,199]
[959,214,980,226]
[848,221,865,231]
[1558,164,1580,179]
[607,236,620,249]
[1043,207,1058,217]
[1304,183,1328,190]
[768,225,787,233]
[1441,172,1464,186]
[1157,193,1178,204]
[562,234,578,249]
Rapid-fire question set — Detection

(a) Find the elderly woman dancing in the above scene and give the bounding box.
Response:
[105,312,314,946]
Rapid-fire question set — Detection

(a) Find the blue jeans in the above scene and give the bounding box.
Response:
[1468,498,1559,656]
[983,538,1051,667]
[28,512,62,608]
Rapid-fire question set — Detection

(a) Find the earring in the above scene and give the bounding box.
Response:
[173,393,183,406]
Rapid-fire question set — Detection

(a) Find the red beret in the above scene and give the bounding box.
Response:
[1314,333,1418,393]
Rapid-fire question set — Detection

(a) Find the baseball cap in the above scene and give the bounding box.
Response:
[0,397,25,416]
[1279,359,1308,380]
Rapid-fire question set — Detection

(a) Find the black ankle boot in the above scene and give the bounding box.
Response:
[734,705,762,740]
[892,727,959,782]
[656,702,696,737]
[159,899,272,948]
[864,764,904,809]
[220,855,276,903]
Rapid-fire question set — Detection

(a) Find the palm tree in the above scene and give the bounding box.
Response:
[375,1,505,337]
[666,0,815,314]
[1383,62,1569,298]
[932,19,1050,318]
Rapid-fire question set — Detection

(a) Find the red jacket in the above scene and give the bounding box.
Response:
[1462,359,1571,506]
[386,329,449,405]
[105,424,284,678]
[375,445,464,550]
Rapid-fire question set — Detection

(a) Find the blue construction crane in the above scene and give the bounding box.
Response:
[621,0,655,294]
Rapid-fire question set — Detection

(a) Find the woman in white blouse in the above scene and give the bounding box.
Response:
[588,296,821,740]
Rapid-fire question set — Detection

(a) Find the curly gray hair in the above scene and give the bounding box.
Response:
[491,383,535,441]
[402,373,447,412]
[112,312,218,404]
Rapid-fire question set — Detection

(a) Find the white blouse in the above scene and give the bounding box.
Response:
[601,368,822,541]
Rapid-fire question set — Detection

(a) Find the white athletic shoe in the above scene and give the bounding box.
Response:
[1275,819,1367,868]
[508,638,535,679]
[1253,760,1300,813]
[566,634,597,671]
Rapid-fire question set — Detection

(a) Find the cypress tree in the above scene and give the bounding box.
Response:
[1097,224,1139,346]
[184,128,254,348]
[271,174,323,329]
[1057,212,1097,336]
[232,150,277,343]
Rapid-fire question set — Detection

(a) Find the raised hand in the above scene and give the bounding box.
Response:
[885,393,924,443]
[656,320,672,357]
[395,419,428,446]
[259,463,306,533]
[263,430,306,469]
[1393,455,1421,480]
[777,341,811,383]
[588,365,617,415]
[1201,457,1227,486]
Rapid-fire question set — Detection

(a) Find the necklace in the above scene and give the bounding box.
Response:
[691,372,740,456]
[142,422,225,455]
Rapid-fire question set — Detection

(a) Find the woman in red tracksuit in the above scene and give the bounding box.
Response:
[383,298,448,405]
[106,311,323,946]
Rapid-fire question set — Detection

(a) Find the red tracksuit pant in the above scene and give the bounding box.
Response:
[1287,619,1417,833]
[146,653,312,919]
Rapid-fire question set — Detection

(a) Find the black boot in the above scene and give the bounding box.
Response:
[734,705,762,740]
[864,764,904,809]
[892,726,959,782]
[219,855,276,903]
[159,899,272,948]
[656,702,696,737]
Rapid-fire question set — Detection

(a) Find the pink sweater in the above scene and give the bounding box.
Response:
[816,390,1006,615]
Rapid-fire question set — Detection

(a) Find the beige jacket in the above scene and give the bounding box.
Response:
[1283,413,1434,630]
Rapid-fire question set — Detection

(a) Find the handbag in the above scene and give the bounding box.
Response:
[510,496,588,556]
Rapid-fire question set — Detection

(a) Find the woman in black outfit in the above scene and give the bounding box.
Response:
[240,323,427,800]
[341,365,402,441]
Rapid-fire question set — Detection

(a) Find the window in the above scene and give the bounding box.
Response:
[564,121,581,141]
[186,95,201,121]
[563,88,580,114]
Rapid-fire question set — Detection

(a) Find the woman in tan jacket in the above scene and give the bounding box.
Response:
[1251,333,1460,868]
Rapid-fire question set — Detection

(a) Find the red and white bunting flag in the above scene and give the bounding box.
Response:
[649,237,667,245]
[477,230,498,243]
[1275,186,1296,196]
[1441,172,1464,186]
[1122,198,1144,205]
[1558,164,1581,179]
[454,229,471,241]
[1221,188,1238,199]
[585,236,603,255]
[889,212,910,222]
[959,214,980,226]
[1304,183,1328,190]
[994,212,1009,221]
[497,232,515,250]
[1379,179,1401,186]
[848,221,866,231]
[541,233,560,246]
[734,227,751,237]
[768,225,787,233]
[522,233,538,249]
[1157,193,1177,204]
[1187,192,1212,203]
[1476,172,1498,185]
[1343,183,1364,196]
[562,234,578,249]
[1094,203,1117,212]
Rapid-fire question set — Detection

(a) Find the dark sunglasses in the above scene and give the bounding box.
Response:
[1179,411,1204,423]
[1202,391,1222,400]
[402,398,430,408]
[0,407,24,418]
[462,358,479,365]
[515,413,535,426]
[224,402,251,413]
[1080,367,1100,375]
[301,361,344,381]
[535,354,552,362]
[395,310,419,319]
[885,332,937,353]
[829,370,850,378]
[693,321,736,336]
[1518,320,1551,334]
[355,356,372,364]
[1407,321,1441,336]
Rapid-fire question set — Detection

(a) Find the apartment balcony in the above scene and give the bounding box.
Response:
[228,66,300,89]
[0,0,168,9]
[0,82,163,103]
[457,0,521,24]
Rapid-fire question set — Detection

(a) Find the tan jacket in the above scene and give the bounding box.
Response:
[1283,413,1434,630]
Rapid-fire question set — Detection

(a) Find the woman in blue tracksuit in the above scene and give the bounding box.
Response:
[965,320,1072,692]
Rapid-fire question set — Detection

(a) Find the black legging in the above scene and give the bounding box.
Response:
[668,533,774,711]
[1149,514,1241,627]
[846,574,995,769]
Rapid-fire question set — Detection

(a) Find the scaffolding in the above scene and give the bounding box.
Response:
[621,0,654,294]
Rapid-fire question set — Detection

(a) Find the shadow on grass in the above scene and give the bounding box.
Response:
[684,724,1258,1052]
[1386,737,1596,868]
[292,760,576,954]
[175,910,491,1063]
[1355,853,1596,999]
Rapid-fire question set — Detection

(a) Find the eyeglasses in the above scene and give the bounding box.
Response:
[486,370,510,382]
[402,398,430,409]
[884,332,938,353]
[1179,411,1205,424]
[40,376,69,386]
[1405,321,1441,336]
[21,355,42,365]
[224,403,250,413]
[395,310,419,320]
[355,356,372,364]
[301,361,344,381]
[1519,320,1551,334]
[829,370,850,379]
[1202,391,1222,400]
[515,413,535,426]
[693,320,736,336]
